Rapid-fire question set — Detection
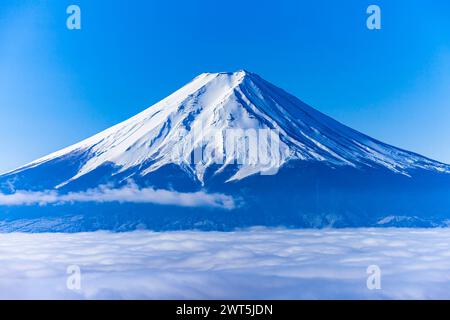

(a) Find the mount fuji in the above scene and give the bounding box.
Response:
[1,70,450,232]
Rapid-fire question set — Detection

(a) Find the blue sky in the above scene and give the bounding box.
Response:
[0,0,449,172]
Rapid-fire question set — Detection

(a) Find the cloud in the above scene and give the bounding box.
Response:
[0,228,450,299]
[0,184,235,209]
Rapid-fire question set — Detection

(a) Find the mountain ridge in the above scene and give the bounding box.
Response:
[1,70,450,231]
[2,70,449,190]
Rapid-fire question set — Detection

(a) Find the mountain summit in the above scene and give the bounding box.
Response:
[1,71,450,231]
[5,70,449,189]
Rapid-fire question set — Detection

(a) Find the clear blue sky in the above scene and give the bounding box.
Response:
[0,0,449,172]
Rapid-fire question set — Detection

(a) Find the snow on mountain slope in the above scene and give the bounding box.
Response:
[4,70,450,189]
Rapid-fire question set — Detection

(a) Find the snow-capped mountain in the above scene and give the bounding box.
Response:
[1,70,450,232]
[4,70,449,189]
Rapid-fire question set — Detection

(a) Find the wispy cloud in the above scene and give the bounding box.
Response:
[0,184,235,209]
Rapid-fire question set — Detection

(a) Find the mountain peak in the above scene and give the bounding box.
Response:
[193,70,254,85]
[2,71,450,232]
[199,69,252,76]
[3,70,450,189]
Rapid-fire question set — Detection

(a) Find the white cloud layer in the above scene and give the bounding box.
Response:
[0,228,450,299]
[0,184,235,209]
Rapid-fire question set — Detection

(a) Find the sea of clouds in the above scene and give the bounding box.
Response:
[0,228,450,299]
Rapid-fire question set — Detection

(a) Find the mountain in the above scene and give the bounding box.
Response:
[1,70,450,232]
